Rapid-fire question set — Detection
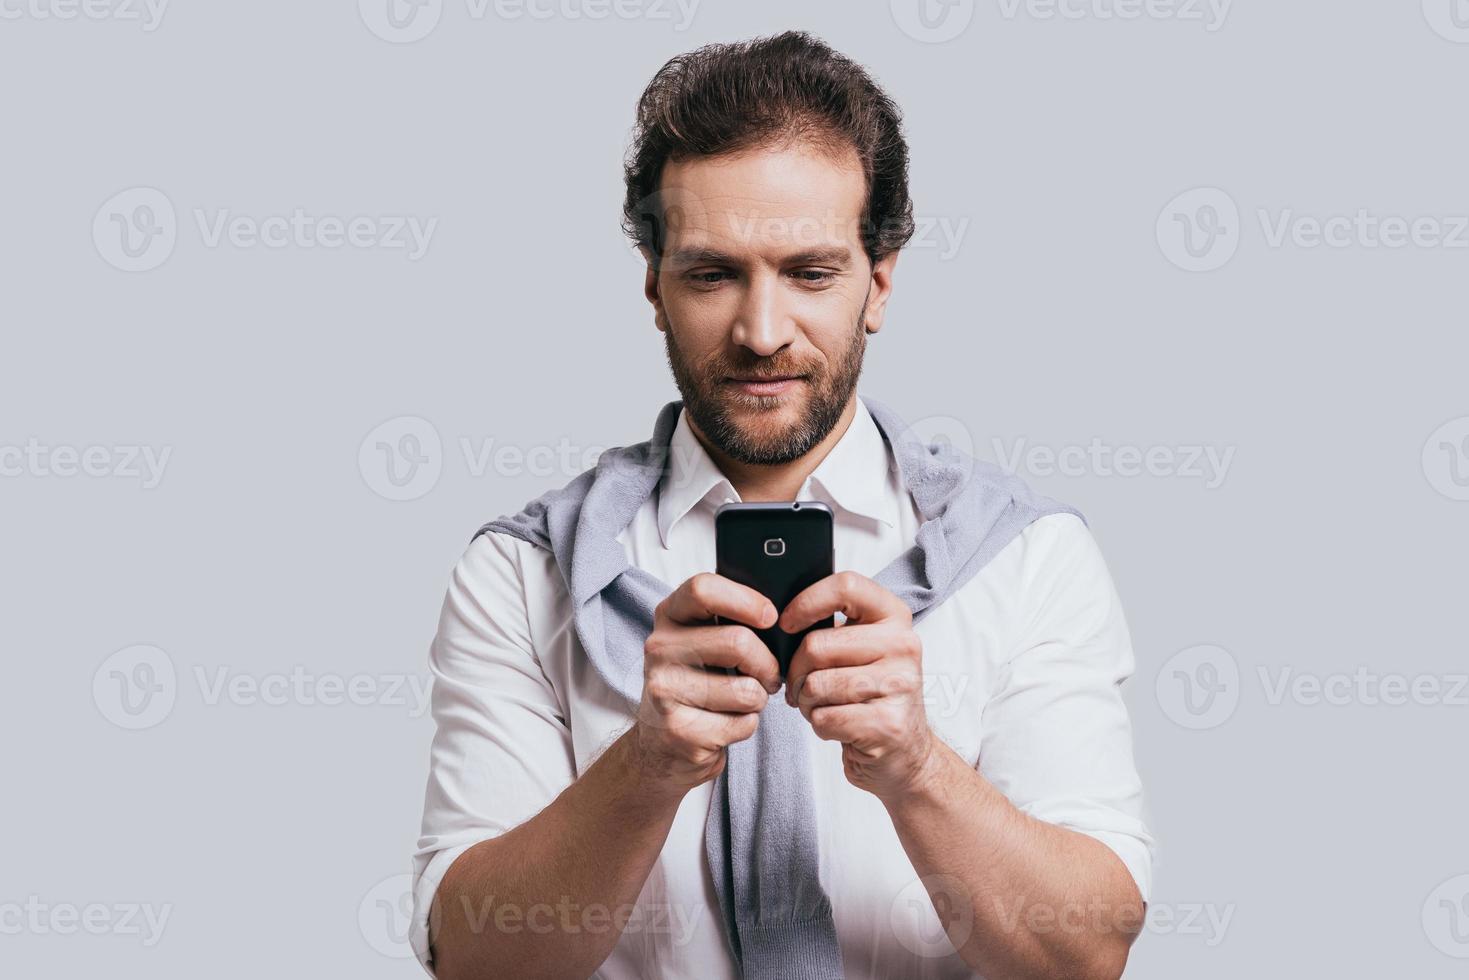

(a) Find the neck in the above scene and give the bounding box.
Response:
[687,396,859,503]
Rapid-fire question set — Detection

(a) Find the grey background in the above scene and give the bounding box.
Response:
[3,0,1466,976]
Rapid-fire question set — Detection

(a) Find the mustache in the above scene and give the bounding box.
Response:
[712,361,815,380]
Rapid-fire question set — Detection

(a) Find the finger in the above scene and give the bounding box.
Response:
[778,571,910,634]
[717,710,761,746]
[661,572,778,630]
[657,623,782,694]
[658,665,772,714]
[665,703,756,753]
[807,702,868,743]
[785,623,894,707]
[790,664,895,715]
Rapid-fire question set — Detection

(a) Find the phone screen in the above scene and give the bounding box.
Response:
[713,501,835,677]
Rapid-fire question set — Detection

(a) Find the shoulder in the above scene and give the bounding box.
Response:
[456,528,557,595]
[1014,510,1103,579]
[952,509,1100,596]
[1009,510,1114,593]
[462,526,523,572]
[462,527,571,614]
[438,531,532,629]
[1010,511,1128,647]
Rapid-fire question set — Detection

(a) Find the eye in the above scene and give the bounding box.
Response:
[687,270,734,288]
[791,269,837,286]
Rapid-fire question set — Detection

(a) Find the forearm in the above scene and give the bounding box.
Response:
[429,728,686,980]
[884,736,1144,980]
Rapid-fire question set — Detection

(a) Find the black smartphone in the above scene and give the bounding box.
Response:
[713,501,835,678]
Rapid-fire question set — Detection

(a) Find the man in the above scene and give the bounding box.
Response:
[411,30,1153,980]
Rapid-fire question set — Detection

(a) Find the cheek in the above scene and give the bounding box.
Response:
[673,301,736,338]
[667,319,731,368]
[797,280,866,326]
[805,309,864,358]
[662,281,736,337]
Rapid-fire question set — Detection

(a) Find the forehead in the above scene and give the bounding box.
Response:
[657,140,867,261]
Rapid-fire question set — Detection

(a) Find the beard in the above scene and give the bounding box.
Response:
[662,304,869,467]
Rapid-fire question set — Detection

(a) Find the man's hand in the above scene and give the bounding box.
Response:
[779,571,935,803]
[632,572,784,798]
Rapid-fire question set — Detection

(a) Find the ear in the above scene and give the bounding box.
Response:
[862,251,899,335]
[641,248,668,333]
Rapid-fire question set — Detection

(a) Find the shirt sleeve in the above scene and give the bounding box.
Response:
[409,530,578,976]
[977,512,1156,904]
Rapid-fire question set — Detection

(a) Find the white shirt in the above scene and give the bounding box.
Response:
[411,395,1155,979]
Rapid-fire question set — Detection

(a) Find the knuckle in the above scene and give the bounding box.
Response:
[688,572,717,603]
[801,631,824,661]
[724,627,748,661]
[901,631,923,660]
[879,707,905,741]
[731,630,762,671]
[666,707,696,744]
[737,678,767,711]
[890,671,919,698]
[644,672,673,706]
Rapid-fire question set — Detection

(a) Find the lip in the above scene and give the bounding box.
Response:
[725,376,805,396]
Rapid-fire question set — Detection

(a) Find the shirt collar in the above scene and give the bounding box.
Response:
[656,395,896,550]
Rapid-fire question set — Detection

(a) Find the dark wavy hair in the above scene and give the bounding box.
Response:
[621,30,915,269]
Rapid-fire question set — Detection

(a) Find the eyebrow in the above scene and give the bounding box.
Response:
[665,245,854,268]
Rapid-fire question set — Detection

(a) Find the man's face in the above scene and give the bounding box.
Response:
[645,140,897,466]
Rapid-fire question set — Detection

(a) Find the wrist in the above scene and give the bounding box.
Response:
[614,726,693,808]
[879,728,949,810]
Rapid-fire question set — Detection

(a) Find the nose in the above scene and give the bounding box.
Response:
[730,272,796,357]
